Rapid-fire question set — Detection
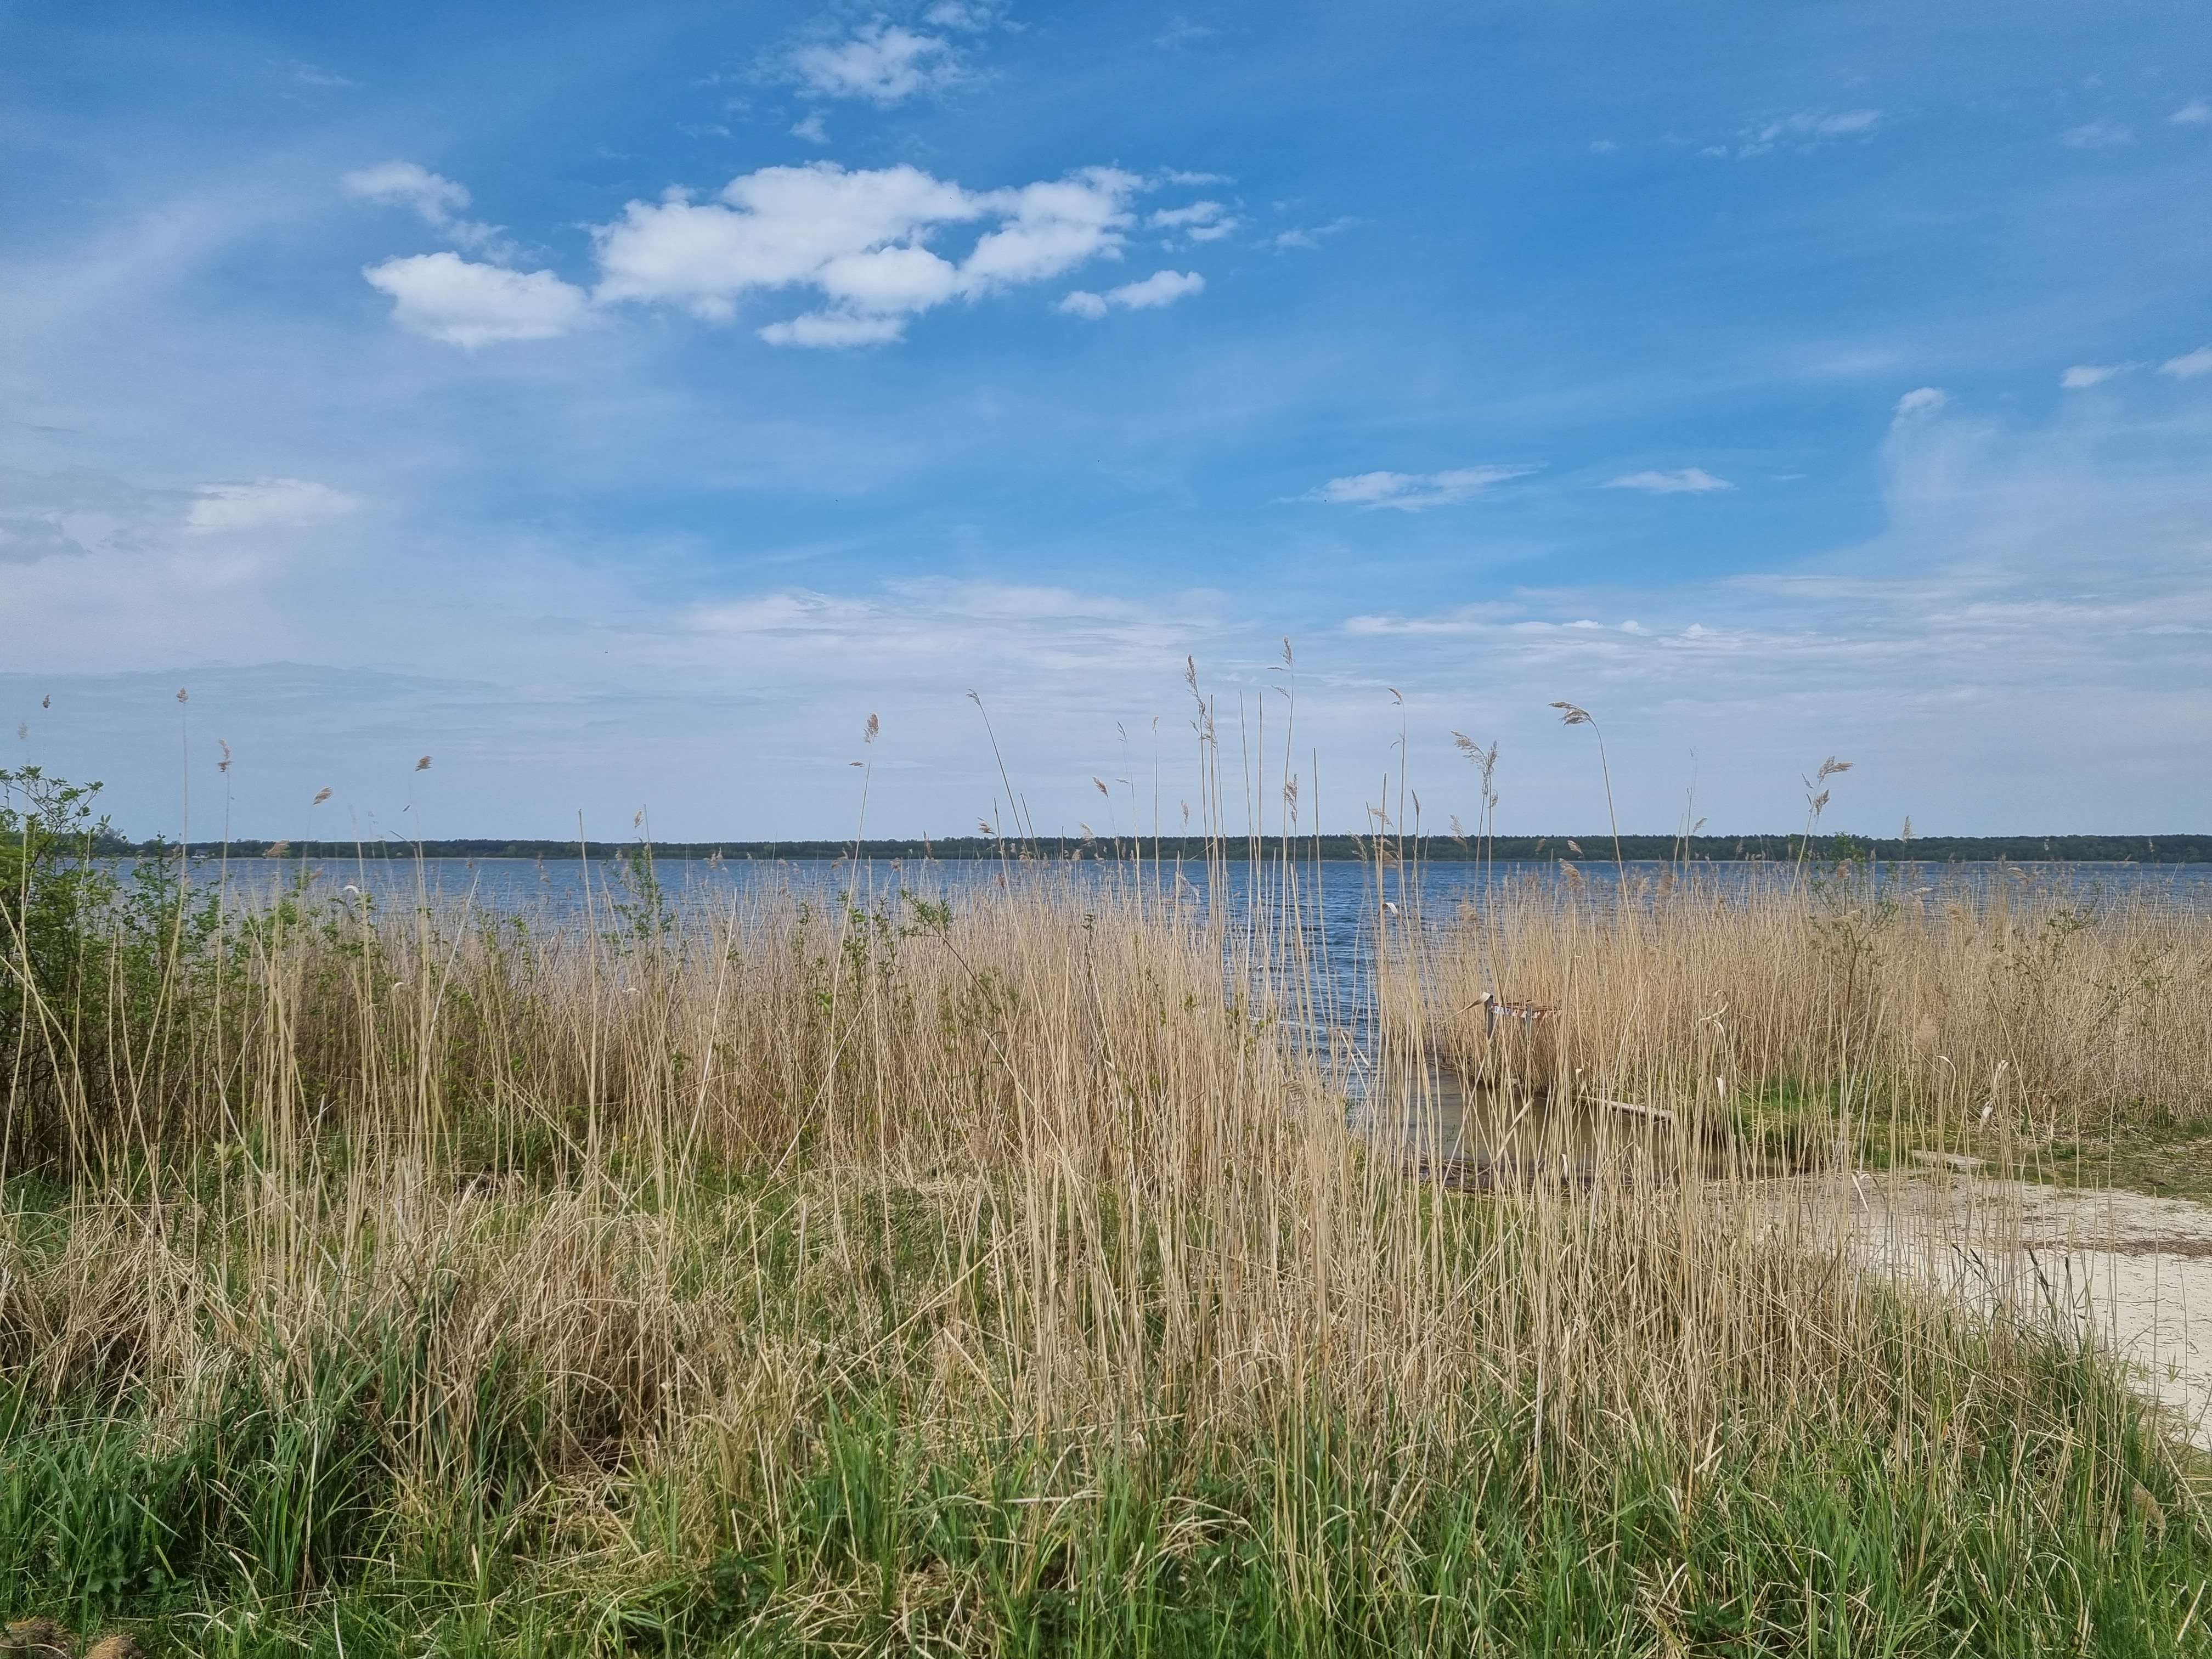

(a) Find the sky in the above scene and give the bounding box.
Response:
[2,0,2208,844]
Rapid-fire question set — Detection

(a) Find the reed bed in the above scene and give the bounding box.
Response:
[1,857,2208,1655]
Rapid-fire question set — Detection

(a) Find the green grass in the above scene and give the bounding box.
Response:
[4,1183,2209,1658]
[2031,1104,2212,1205]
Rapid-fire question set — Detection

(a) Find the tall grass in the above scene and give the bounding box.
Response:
[1,844,2208,1654]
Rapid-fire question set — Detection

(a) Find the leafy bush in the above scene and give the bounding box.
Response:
[0,768,217,1169]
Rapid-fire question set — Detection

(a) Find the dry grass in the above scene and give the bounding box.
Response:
[1,859,2208,1652]
[1421,864,2212,1151]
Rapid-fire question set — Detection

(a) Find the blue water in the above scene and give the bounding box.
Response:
[179,851,2212,929]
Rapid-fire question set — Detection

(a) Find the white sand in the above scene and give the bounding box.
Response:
[1763,1171,2212,1445]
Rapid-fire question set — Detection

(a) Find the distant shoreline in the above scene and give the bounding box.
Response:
[115,833,2212,865]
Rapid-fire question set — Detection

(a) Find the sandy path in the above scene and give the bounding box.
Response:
[1764,1171,2212,1445]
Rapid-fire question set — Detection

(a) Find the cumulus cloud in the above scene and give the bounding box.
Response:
[357,161,1175,349]
[1893,386,1948,418]
[186,479,361,534]
[2061,363,2132,388]
[792,21,961,103]
[343,161,512,257]
[589,163,1141,345]
[1603,467,1734,493]
[1060,269,1204,318]
[1306,465,1534,511]
[363,252,590,347]
[2161,346,2212,379]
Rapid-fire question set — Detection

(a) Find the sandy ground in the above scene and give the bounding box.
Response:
[1764,1168,2212,1445]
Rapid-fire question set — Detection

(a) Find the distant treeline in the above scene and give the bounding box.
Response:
[122,832,2212,864]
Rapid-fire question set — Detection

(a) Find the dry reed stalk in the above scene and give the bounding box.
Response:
[0,865,2203,1638]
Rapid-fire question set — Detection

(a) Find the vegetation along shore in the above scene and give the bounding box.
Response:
[4,769,2211,1654]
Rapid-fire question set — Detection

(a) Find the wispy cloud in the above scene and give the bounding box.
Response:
[2060,121,2133,149]
[1730,110,1882,157]
[1059,269,1204,318]
[2061,363,2133,388]
[186,479,361,534]
[1147,200,1238,241]
[2161,346,2212,379]
[343,161,514,259]
[1602,467,1733,494]
[1893,386,1948,418]
[2173,100,2212,126]
[1306,465,1535,510]
[791,21,964,104]
[789,111,828,144]
[1272,217,1356,251]
[1752,109,1881,144]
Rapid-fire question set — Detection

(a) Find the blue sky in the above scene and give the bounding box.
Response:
[3,0,2208,842]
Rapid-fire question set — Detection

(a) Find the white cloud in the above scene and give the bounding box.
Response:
[1307,465,1534,511]
[790,111,828,143]
[1893,386,1948,418]
[921,1,998,27]
[594,165,978,324]
[185,479,360,534]
[2061,363,2132,388]
[961,172,1142,290]
[590,163,1141,345]
[2173,101,2211,126]
[1148,200,1237,240]
[758,310,908,347]
[1108,269,1203,308]
[358,161,1154,350]
[345,160,466,221]
[1750,109,1882,145]
[1603,467,1734,493]
[2161,346,2212,379]
[1059,269,1204,318]
[1589,139,1617,154]
[2061,122,2133,148]
[792,22,960,104]
[1272,216,1355,251]
[363,252,589,347]
[342,161,512,257]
